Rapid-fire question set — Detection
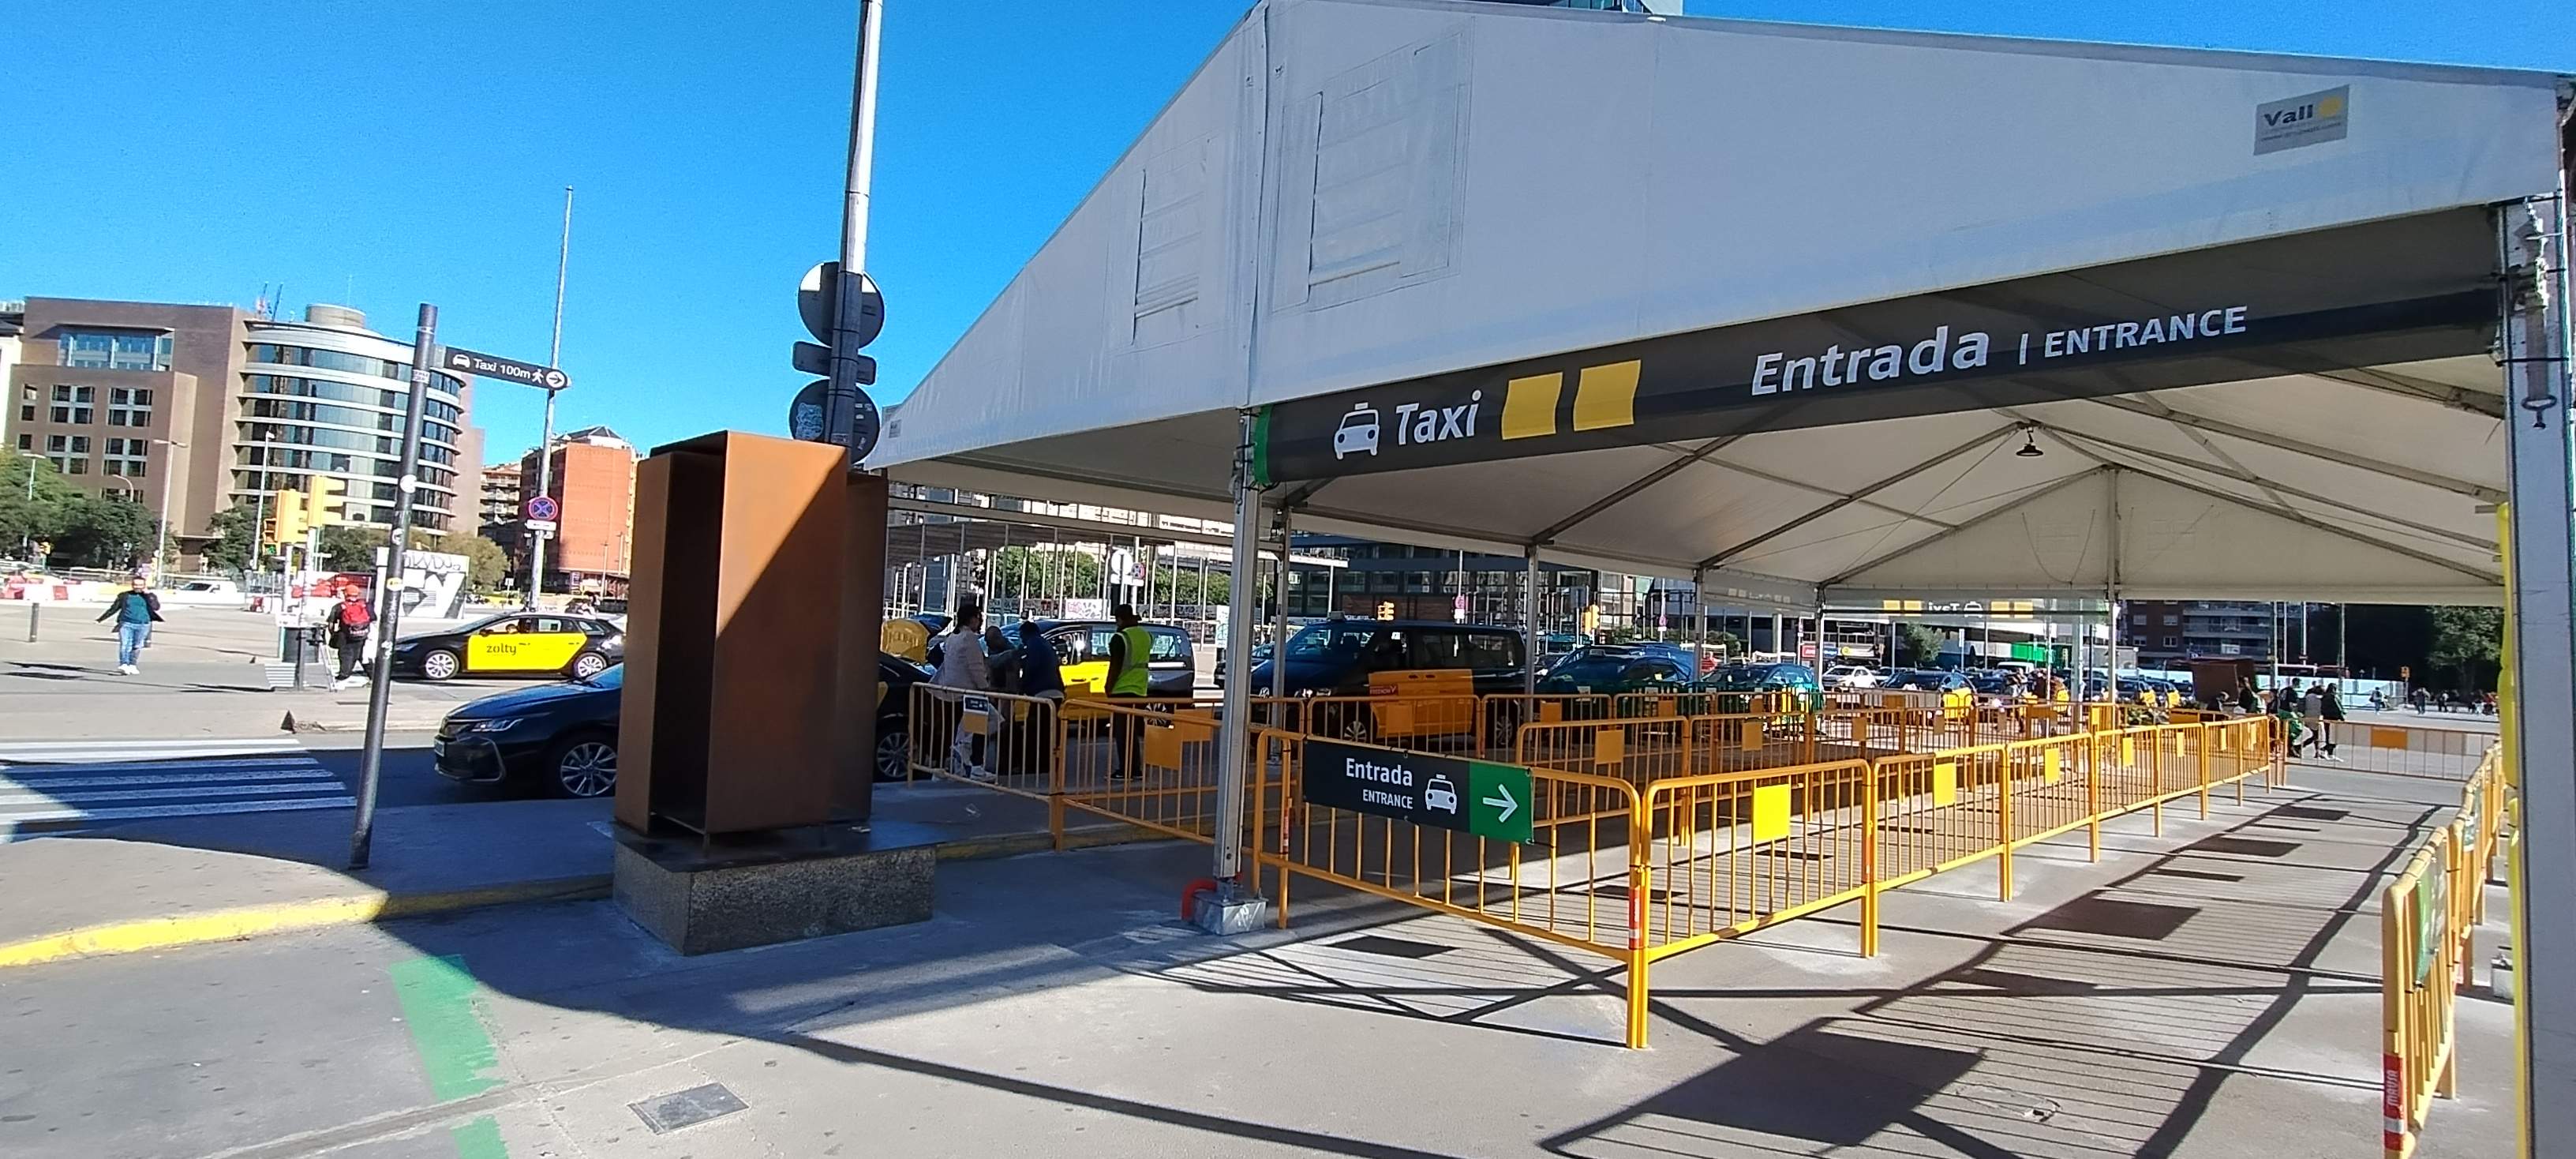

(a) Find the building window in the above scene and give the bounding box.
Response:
[50,385,95,424]
[2162,635,2181,648]
[59,331,170,371]
[14,434,29,451]
[107,387,153,427]
[47,434,89,474]
[103,438,148,478]
[14,404,28,423]
[2162,614,2179,626]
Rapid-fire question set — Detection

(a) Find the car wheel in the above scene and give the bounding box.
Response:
[874,726,908,782]
[545,733,618,798]
[421,649,461,681]
[570,651,608,679]
[1335,706,1375,745]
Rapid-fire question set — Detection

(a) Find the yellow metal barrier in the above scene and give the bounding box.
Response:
[1253,695,1489,756]
[2305,721,2499,781]
[2379,741,2500,1158]
[1058,697,1230,843]
[1515,715,1694,798]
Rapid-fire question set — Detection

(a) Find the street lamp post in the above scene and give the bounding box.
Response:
[151,439,187,581]
[15,452,43,559]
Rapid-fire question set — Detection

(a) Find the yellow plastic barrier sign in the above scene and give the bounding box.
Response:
[1740,722,1763,752]
[2044,748,2062,784]
[1933,761,1958,806]
[1751,784,1791,842]
[1594,728,1626,767]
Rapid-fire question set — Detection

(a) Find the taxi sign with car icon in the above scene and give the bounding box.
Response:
[1333,403,1381,459]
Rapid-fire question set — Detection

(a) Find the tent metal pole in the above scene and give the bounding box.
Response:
[2503,192,2576,1157]
[1203,412,1267,932]
[1692,568,1708,678]
[1271,507,1292,700]
[1523,546,1541,697]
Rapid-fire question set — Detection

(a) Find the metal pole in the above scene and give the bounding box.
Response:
[1271,507,1292,699]
[2503,192,2576,1158]
[1524,547,1541,696]
[824,0,886,462]
[526,186,572,609]
[1691,568,1707,677]
[1206,411,1264,921]
[152,441,181,579]
[2268,601,2281,698]
[349,303,438,870]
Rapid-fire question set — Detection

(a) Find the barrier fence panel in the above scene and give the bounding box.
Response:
[908,685,1065,800]
[1246,728,1657,1040]
[2382,822,2466,1159]
[1253,695,1489,758]
[2309,722,2499,781]
[1634,760,1881,962]
[1516,716,1694,799]
[1059,697,1230,842]
[1683,712,1822,777]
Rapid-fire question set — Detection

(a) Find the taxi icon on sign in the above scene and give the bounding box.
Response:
[1424,774,1460,815]
[1333,403,1381,459]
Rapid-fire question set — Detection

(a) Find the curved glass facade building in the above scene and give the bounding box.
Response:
[237,305,470,534]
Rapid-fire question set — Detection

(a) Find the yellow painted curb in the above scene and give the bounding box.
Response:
[0,876,608,970]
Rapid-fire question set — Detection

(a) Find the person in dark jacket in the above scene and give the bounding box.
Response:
[96,575,164,675]
[326,587,375,690]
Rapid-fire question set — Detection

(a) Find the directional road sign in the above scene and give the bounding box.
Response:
[524,495,560,522]
[443,347,569,391]
[525,519,559,534]
[1300,738,1532,844]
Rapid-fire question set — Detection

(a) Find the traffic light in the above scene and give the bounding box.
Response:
[267,489,310,545]
[305,475,350,528]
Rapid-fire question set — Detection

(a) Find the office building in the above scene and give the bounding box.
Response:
[479,461,523,530]
[511,426,637,593]
[2125,598,2282,666]
[7,297,485,565]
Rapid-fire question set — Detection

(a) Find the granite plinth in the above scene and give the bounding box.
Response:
[611,820,935,955]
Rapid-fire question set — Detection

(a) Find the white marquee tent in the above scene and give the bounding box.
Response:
[878,0,2563,610]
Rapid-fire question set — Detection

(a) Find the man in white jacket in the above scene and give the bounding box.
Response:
[935,602,994,780]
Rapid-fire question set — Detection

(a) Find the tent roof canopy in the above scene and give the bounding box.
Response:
[881,0,2566,610]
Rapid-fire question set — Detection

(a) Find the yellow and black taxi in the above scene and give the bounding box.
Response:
[391,613,626,682]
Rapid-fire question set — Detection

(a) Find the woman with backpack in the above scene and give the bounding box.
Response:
[327,586,375,690]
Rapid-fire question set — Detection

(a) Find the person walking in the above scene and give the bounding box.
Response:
[326,586,375,691]
[2317,684,2345,760]
[95,575,163,676]
[1106,603,1154,781]
[934,602,995,781]
[2298,683,2327,759]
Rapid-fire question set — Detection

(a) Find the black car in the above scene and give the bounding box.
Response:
[1244,619,1527,696]
[391,612,626,682]
[432,655,932,797]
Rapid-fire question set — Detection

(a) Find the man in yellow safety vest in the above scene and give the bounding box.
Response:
[1106,604,1153,779]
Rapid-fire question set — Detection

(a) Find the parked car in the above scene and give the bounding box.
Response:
[1822,664,1880,689]
[1024,619,1196,698]
[1246,619,1527,697]
[432,654,932,797]
[1537,646,1693,695]
[391,613,627,682]
[1694,662,1825,712]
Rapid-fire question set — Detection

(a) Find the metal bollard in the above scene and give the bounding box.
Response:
[25,603,36,643]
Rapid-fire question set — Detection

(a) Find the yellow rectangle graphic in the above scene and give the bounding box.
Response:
[1144,725,1181,769]
[1933,762,1957,806]
[2044,748,2062,784]
[1740,722,1763,752]
[1751,784,1791,842]
[1539,701,1563,723]
[1849,717,1870,744]
[2121,738,2136,766]
[1593,729,1626,766]
[1501,373,1563,440]
[1572,360,1641,432]
[2372,726,2409,749]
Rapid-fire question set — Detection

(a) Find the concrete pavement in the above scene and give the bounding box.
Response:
[0,767,2514,1159]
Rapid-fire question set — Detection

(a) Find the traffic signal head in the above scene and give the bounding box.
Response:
[268,489,310,543]
[305,475,350,527]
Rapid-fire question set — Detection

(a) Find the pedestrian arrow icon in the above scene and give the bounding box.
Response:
[1482,782,1518,823]
[1464,760,1533,844]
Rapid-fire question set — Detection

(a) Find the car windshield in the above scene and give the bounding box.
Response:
[1283,622,1379,661]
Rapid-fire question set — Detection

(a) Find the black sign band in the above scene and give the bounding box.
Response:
[1257,208,2496,484]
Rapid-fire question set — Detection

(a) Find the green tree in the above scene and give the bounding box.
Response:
[200,501,262,574]
[1896,622,1947,666]
[315,526,446,572]
[0,456,77,559]
[2428,606,2503,691]
[458,534,510,593]
[51,494,154,568]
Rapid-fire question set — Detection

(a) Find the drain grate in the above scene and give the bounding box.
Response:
[631,1082,748,1135]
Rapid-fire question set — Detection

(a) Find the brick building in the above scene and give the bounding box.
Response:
[510,426,636,594]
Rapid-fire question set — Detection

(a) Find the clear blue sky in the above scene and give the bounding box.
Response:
[5,0,2567,461]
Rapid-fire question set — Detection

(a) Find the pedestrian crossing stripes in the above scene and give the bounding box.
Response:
[0,738,354,839]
